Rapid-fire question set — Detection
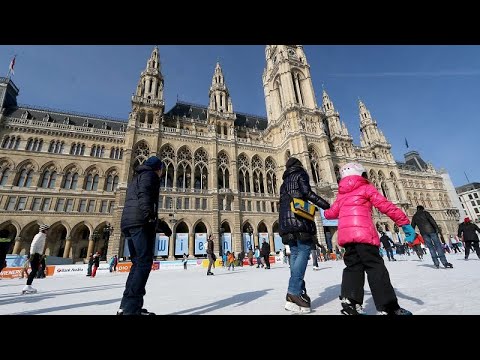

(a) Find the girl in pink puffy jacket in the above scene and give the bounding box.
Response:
[324,163,415,315]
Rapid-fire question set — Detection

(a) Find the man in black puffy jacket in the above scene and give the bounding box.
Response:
[279,157,330,314]
[117,156,171,315]
[458,217,480,260]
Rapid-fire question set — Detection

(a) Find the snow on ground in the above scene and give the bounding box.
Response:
[0,253,478,315]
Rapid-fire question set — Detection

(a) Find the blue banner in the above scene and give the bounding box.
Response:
[155,235,169,256]
[259,233,269,247]
[222,233,232,254]
[195,233,207,255]
[243,233,254,252]
[175,233,189,256]
[5,254,27,267]
[321,208,338,227]
[274,233,284,252]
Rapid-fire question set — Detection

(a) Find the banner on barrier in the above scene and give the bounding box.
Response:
[243,233,254,252]
[222,233,232,254]
[175,233,189,255]
[273,233,283,252]
[259,233,269,247]
[155,235,169,256]
[195,233,207,255]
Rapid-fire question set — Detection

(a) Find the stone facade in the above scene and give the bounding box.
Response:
[0,45,460,261]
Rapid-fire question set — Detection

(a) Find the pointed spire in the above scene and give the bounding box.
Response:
[145,46,161,72]
[322,88,335,113]
[132,45,165,116]
[209,62,232,114]
[212,61,225,85]
[359,99,373,125]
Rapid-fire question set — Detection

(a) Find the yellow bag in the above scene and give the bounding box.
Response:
[290,198,316,221]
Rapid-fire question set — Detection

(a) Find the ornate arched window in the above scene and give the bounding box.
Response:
[308,146,320,183]
[251,155,264,194]
[194,149,208,190]
[238,154,250,193]
[265,157,277,195]
[218,151,230,189]
[132,142,150,169]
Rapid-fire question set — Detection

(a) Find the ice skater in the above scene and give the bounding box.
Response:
[324,163,415,315]
[22,224,49,294]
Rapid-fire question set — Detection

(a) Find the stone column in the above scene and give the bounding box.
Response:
[12,237,22,254]
[188,233,195,258]
[168,235,175,260]
[269,232,275,254]
[87,236,95,257]
[63,237,72,258]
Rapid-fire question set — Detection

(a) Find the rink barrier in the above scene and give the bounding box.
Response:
[1,256,277,279]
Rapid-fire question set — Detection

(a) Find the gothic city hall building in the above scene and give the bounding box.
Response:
[0,45,460,261]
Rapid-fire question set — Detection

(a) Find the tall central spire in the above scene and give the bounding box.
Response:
[134,46,164,104]
[208,62,233,114]
[262,45,318,123]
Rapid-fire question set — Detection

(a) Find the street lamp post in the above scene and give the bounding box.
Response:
[219,227,225,256]
[103,224,114,260]
[92,230,100,256]
[247,225,253,252]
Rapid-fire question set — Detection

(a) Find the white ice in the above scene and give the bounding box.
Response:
[0,253,478,315]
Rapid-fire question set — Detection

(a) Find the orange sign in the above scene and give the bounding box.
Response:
[116,262,159,272]
[0,267,23,279]
[0,266,56,279]
[117,263,132,273]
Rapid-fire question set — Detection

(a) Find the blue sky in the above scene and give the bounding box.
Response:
[0,45,477,187]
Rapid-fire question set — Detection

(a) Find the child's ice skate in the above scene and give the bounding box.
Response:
[21,285,37,295]
[378,307,412,315]
[340,297,366,315]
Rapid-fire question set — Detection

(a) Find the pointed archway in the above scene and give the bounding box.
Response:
[219,221,232,255]
[45,222,68,257]
[71,222,91,262]
[19,221,40,255]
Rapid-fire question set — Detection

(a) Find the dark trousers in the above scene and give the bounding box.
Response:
[263,254,270,268]
[412,244,423,259]
[341,243,398,312]
[465,241,480,259]
[120,224,155,315]
[0,242,10,273]
[207,254,214,273]
[87,264,93,276]
[27,254,41,285]
[451,243,461,253]
[385,247,394,260]
[311,250,319,267]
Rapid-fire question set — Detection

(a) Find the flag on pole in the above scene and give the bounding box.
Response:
[405,137,409,149]
[8,55,16,77]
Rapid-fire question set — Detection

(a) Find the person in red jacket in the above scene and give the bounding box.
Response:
[324,163,415,316]
[408,233,425,260]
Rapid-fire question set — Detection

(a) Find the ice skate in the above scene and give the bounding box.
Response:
[378,307,412,315]
[284,293,311,314]
[21,285,37,295]
[340,297,366,315]
[117,308,155,315]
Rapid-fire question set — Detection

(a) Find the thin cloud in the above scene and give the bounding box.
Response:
[329,70,480,77]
